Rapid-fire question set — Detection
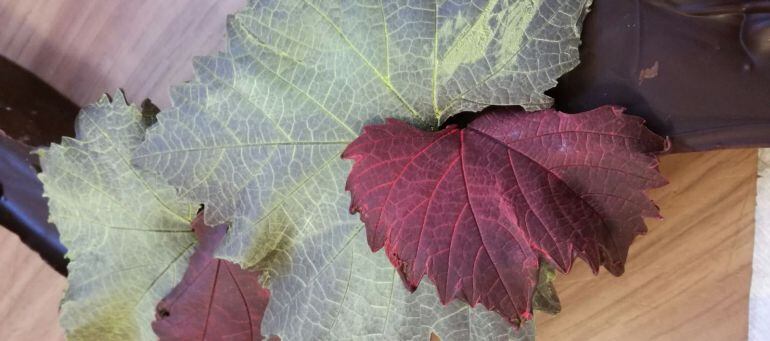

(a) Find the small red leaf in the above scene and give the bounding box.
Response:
[342,106,668,326]
[152,214,271,340]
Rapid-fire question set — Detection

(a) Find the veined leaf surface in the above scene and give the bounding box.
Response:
[342,106,668,325]
[152,214,271,341]
[38,92,197,340]
[134,0,590,265]
[132,0,590,338]
[40,93,531,340]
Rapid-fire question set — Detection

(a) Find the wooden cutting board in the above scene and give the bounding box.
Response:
[0,1,756,339]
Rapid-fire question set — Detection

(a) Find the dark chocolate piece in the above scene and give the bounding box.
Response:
[0,131,67,274]
[0,55,77,146]
[0,56,75,274]
[550,0,770,151]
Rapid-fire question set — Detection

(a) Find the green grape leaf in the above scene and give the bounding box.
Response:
[257,222,533,340]
[38,92,198,340]
[135,0,590,271]
[132,0,590,338]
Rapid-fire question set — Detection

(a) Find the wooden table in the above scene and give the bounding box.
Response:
[536,149,755,341]
[0,1,756,340]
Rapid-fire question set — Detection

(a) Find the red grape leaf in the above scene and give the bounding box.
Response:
[152,213,271,340]
[342,106,668,326]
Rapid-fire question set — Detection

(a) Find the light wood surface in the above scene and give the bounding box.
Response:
[0,227,65,341]
[0,0,244,108]
[0,1,757,340]
[536,149,756,341]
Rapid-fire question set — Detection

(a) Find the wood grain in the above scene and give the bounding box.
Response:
[0,227,65,341]
[0,0,244,108]
[536,149,756,341]
[0,1,756,340]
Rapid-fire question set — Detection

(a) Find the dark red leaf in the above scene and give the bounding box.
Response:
[152,214,271,341]
[342,106,668,326]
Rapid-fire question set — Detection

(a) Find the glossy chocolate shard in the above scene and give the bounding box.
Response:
[550,0,770,152]
[0,56,75,274]
[0,55,78,146]
[0,131,67,274]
